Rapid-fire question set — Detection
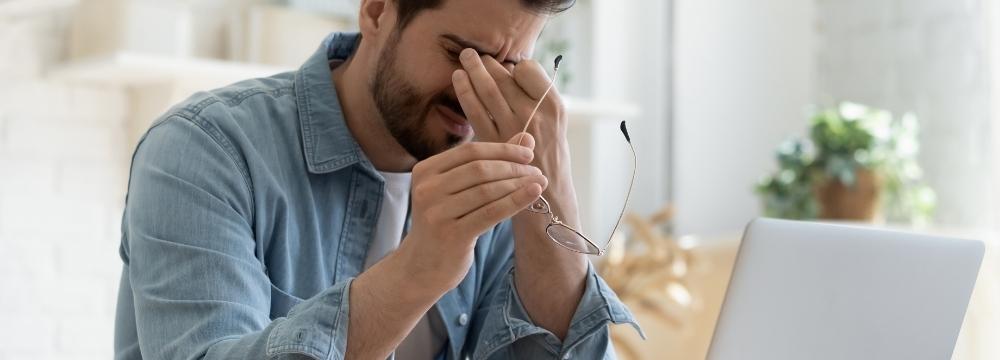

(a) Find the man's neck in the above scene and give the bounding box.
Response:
[331,55,419,173]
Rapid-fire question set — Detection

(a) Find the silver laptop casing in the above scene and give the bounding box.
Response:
[708,218,984,360]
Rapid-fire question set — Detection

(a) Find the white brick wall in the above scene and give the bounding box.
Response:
[815,0,994,228]
[0,10,128,360]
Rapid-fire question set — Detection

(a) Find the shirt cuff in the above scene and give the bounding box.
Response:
[265,278,354,360]
[474,263,644,358]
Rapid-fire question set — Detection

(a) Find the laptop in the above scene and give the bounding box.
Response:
[707,218,985,360]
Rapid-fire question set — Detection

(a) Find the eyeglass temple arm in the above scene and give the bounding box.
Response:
[518,55,563,146]
[606,121,637,247]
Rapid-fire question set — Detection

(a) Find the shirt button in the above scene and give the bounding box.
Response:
[457,313,469,326]
[562,352,571,359]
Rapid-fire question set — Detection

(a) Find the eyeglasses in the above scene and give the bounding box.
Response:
[518,56,637,256]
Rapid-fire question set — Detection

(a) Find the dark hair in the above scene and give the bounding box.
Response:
[394,0,576,30]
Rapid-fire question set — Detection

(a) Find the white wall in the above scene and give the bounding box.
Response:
[814,0,993,229]
[0,10,128,359]
[992,0,1000,232]
[673,0,816,235]
[616,0,672,218]
[543,0,672,243]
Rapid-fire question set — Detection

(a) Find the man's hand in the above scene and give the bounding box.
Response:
[347,135,546,359]
[396,135,548,294]
[451,49,570,189]
[451,48,588,340]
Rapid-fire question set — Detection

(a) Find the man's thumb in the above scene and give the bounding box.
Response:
[509,132,535,149]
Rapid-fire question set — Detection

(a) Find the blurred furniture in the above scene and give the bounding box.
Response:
[948,229,1000,360]
[601,207,739,359]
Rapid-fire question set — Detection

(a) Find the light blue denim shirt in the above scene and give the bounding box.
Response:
[115,32,641,360]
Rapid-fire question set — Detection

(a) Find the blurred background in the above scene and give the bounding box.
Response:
[0,0,998,358]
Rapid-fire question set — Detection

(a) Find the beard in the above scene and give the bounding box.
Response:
[370,31,466,161]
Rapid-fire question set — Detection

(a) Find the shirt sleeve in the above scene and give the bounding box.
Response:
[123,115,351,360]
[465,225,645,359]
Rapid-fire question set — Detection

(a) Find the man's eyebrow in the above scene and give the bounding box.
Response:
[440,33,520,64]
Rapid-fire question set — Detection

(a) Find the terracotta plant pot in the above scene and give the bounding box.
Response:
[813,169,881,221]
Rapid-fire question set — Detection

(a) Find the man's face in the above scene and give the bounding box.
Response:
[370,0,547,160]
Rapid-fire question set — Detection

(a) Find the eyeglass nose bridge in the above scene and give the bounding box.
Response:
[526,196,552,215]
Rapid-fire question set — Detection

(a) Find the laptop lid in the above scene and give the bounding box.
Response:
[707,218,984,360]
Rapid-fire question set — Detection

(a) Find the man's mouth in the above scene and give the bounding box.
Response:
[440,97,466,120]
[436,102,472,137]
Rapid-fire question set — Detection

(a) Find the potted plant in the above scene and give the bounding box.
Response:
[756,103,936,224]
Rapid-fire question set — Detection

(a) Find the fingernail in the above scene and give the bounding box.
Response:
[523,175,541,186]
[522,134,536,149]
[461,48,476,61]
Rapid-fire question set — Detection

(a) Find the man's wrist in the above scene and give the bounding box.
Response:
[369,248,448,306]
[536,144,579,224]
[542,180,580,228]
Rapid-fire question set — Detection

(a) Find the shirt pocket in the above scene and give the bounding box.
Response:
[269,282,305,319]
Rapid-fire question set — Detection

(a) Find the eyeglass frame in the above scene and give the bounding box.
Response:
[519,55,637,256]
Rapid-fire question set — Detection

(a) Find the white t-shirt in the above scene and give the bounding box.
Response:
[363,171,447,360]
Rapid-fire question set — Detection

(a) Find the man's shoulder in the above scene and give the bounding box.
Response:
[138,71,303,157]
[132,71,307,183]
[160,71,298,125]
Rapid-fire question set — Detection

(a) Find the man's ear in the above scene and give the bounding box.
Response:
[359,0,393,39]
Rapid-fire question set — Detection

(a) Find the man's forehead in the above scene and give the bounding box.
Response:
[424,0,546,62]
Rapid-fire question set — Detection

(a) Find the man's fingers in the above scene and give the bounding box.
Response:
[459,49,514,126]
[481,56,521,100]
[423,142,534,174]
[508,132,535,150]
[482,56,537,127]
[442,175,548,218]
[481,55,512,77]
[453,69,498,140]
[457,183,544,235]
[512,60,553,101]
[438,159,541,194]
[503,62,515,73]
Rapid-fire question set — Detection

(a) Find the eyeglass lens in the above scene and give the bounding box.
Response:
[546,223,601,255]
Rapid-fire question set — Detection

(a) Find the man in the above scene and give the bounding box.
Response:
[114,0,640,358]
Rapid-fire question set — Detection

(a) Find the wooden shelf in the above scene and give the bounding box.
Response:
[49,52,293,87]
[0,0,77,17]
[49,52,637,123]
[285,0,358,21]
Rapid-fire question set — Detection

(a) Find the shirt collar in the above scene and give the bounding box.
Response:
[295,32,373,174]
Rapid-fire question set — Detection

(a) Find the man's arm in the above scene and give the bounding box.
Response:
[461,219,643,360]
[453,49,589,339]
[347,138,548,358]
[510,137,588,340]
[453,49,643,358]
[125,117,356,359]
[125,114,549,359]
[344,251,439,358]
